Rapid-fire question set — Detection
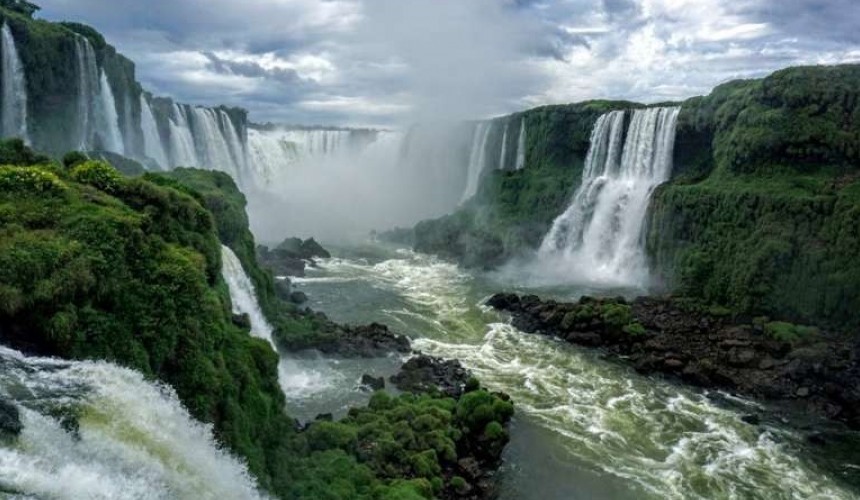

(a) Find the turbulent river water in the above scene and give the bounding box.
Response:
[284,243,860,500]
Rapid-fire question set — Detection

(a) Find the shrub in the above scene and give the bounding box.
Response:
[0,165,65,195]
[601,303,633,328]
[70,160,123,193]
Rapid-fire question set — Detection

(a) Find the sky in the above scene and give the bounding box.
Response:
[39,0,860,127]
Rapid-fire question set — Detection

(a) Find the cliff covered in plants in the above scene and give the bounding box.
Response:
[648,64,860,331]
[411,100,635,268]
[0,141,513,498]
[0,2,248,170]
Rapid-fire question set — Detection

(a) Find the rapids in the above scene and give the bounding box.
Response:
[288,243,860,500]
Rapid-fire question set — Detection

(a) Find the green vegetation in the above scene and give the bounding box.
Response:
[763,321,819,344]
[649,64,860,331]
[414,101,635,267]
[0,141,513,498]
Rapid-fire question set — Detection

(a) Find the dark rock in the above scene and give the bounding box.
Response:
[231,313,251,330]
[274,279,292,301]
[314,413,333,422]
[360,374,385,391]
[308,322,411,358]
[741,414,761,425]
[486,292,860,430]
[290,291,308,304]
[0,399,22,438]
[300,238,331,259]
[391,355,471,398]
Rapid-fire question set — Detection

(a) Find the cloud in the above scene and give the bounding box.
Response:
[37,0,860,126]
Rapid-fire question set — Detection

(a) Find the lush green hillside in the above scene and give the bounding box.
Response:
[0,145,513,498]
[412,100,635,268]
[649,64,860,331]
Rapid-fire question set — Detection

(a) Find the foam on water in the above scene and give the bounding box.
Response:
[300,249,860,499]
[0,347,264,499]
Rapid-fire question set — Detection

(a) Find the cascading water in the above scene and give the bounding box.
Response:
[190,107,239,179]
[515,119,526,170]
[74,36,98,150]
[220,245,275,347]
[169,104,199,168]
[460,121,492,203]
[140,94,168,168]
[537,107,680,287]
[95,69,125,154]
[498,122,509,170]
[220,110,247,177]
[0,23,28,142]
[220,245,317,401]
[0,346,264,499]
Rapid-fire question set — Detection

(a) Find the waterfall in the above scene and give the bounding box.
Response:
[190,107,239,179]
[220,245,275,347]
[460,121,492,203]
[538,107,680,286]
[498,122,509,170]
[74,36,98,150]
[219,110,247,176]
[95,69,124,154]
[169,103,198,167]
[515,119,526,170]
[0,346,264,499]
[140,95,168,168]
[0,23,27,142]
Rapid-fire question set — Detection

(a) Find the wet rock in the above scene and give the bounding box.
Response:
[741,414,761,426]
[391,355,471,398]
[304,322,412,358]
[274,279,292,301]
[360,374,385,391]
[315,413,333,422]
[231,313,251,330]
[0,399,22,438]
[290,291,308,304]
[487,292,860,429]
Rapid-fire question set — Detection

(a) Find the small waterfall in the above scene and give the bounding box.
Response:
[0,346,264,499]
[515,119,526,170]
[190,107,239,178]
[73,36,98,150]
[95,69,125,154]
[460,121,492,203]
[538,107,680,286]
[169,103,199,167]
[220,245,275,347]
[139,94,168,168]
[497,122,509,170]
[0,23,28,141]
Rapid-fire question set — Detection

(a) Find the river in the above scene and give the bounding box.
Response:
[281,242,860,500]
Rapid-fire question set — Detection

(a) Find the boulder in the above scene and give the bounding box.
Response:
[359,374,385,391]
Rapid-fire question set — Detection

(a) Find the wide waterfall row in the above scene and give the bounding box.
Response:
[0,346,264,499]
[539,106,680,287]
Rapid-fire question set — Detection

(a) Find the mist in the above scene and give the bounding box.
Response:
[246,0,543,244]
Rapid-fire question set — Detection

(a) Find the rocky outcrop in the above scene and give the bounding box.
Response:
[391,354,475,398]
[257,237,332,278]
[488,293,860,429]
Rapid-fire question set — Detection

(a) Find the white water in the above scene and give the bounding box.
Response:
[190,107,239,179]
[515,119,526,170]
[73,36,98,150]
[498,122,509,170]
[0,23,27,142]
[220,245,275,346]
[95,69,125,154]
[169,104,199,168]
[140,95,168,168]
[296,249,860,500]
[460,121,492,203]
[537,107,680,287]
[220,110,247,178]
[220,245,319,401]
[0,346,263,499]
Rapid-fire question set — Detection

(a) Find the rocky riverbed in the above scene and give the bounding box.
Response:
[488,293,860,429]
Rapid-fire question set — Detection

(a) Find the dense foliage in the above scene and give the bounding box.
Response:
[413,101,635,267]
[650,64,860,331]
